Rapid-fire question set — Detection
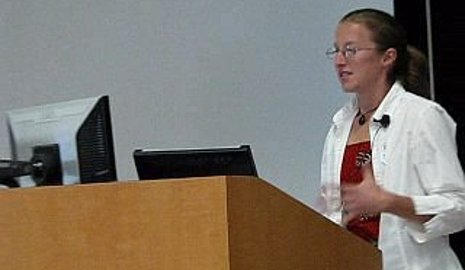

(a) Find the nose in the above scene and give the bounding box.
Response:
[334,51,347,66]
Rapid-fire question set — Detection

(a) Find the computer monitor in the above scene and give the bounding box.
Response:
[133,145,258,180]
[1,95,117,187]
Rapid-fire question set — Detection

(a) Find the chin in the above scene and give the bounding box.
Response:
[340,84,356,93]
[343,88,356,93]
[339,79,353,92]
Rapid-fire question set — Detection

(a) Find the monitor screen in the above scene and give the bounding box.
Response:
[5,95,117,187]
[133,145,258,180]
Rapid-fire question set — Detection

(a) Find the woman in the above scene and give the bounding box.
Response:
[318,8,465,270]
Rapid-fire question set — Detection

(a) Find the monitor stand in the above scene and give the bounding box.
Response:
[0,144,62,187]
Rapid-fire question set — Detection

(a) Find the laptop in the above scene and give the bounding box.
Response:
[133,145,258,180]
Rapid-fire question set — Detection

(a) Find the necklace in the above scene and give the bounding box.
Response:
[356,107,378,125]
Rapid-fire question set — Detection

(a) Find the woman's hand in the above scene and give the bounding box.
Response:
[341,163,387,225]
[341,162,433,225]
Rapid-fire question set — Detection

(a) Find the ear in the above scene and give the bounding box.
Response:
[382,48,397,67]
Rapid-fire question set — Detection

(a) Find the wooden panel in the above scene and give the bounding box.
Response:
[0,177,230,270]
[0,176,382,270]
[226,177,382,270]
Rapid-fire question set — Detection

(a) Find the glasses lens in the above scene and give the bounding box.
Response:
[325,48,337,59]
[344,47,357,58]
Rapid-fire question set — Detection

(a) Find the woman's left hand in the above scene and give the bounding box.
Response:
[341,162,387,225]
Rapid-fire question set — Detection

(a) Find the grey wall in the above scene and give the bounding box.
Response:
[0,0,392,206]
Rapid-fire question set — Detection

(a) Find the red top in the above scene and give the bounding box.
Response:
[340,141,380,245]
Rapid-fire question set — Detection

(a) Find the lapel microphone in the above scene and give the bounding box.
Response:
[373,114,390,128]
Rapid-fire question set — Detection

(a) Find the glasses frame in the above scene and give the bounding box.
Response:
[325,46,378,60]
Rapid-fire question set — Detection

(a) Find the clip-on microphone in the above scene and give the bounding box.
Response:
[374,114,390,128]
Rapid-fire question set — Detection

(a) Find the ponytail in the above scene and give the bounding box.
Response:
[401,45,430,99]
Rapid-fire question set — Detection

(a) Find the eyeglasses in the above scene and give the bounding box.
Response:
[325,46,377,60]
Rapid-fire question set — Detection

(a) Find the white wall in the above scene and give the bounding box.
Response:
[0,0,392,206]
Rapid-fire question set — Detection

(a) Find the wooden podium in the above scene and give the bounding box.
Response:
[0,176,381,269]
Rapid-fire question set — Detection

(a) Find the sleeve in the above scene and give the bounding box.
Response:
[406,104,465,243]
[314,124,343,225]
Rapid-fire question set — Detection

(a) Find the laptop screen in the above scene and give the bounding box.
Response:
[133,145,258,180]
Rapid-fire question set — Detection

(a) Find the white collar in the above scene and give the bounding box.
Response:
[332,81,406,126]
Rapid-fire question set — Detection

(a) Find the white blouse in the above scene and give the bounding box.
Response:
[318,82,465,270]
